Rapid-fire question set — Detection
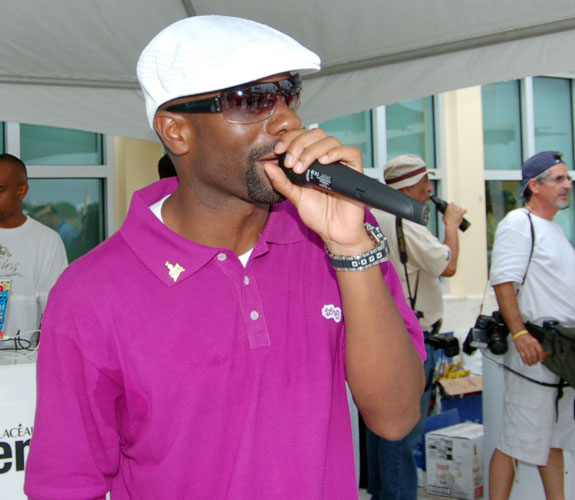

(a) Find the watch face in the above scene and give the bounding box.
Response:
[365,222,385,245]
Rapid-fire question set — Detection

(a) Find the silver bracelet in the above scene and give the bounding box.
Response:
[325,223,389,271]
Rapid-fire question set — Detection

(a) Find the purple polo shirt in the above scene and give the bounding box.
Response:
[25,178,424,500]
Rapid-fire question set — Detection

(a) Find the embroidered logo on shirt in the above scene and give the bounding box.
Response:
[165,261,185,282]
[322,304,342,323]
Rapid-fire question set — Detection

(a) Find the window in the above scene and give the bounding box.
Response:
[482,81,523,255]
[386,97,436,168]
[319,110,374,168]
[24,179,106,262]
[385,97,439,236]
[3,123,114,262]
[483,77,575,258]
[20,125,104,165]
[533,77,574,170]
[482,81,522,171]
[485,180,522,253]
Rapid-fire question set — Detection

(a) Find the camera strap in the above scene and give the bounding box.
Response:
[520,210,535,286]
[395,216,420,312]
[484,352,567,388]
[484,352,570,420]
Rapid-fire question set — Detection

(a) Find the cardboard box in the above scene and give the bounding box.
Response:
[440,375,483,424]
[415,408,460,472]
[415,408,461,487]
[425,422,484,500]
[440,375,483,397]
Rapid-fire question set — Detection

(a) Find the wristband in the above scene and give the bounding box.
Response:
[325,223,389,272]
[512,329,528,341]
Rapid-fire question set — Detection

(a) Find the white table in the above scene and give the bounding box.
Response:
[0,350,37,499]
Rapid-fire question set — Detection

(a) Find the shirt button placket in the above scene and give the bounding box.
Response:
[243,274,270,349]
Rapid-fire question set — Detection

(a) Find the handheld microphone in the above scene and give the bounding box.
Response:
[277,154,430,226]
[430,196,471,232]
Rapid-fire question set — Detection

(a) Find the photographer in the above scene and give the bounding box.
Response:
[489,151,575,500]
[367,154,466,500]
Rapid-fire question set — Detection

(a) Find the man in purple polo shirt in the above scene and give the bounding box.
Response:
[25,16,425,500]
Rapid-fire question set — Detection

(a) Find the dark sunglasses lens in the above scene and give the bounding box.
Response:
[276,79,301,110]
[221,80,301,123]
[221,87,276,123]
[283,88,301,110]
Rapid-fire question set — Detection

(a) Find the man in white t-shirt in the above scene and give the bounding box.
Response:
[489,151,575,500]
[0,154,67,348]
[366,154,466,500]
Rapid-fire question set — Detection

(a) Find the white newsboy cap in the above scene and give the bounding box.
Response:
[384,154,435,190]
[137,15,322,128]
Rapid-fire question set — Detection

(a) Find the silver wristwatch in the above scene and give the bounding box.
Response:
[325,223,389,271]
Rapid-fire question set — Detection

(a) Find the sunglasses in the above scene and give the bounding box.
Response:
[165,74,302,124]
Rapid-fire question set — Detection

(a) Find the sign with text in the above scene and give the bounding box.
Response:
[0,361,36,499]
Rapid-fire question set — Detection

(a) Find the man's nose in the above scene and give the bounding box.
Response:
[265,100,302,136]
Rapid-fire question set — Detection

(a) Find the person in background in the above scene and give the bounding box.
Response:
[489,151,575,500]
[25,16,425,500]
[367,154,466,500]
[30,202,79,249]
[0,154,67,348]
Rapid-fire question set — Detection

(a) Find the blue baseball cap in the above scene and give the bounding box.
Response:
[518,151,564,199]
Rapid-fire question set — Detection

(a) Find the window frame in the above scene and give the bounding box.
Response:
[3,122,116,238]
[483,76,575,246]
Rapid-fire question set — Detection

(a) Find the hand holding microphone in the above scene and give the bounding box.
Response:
[430,196,470,232]
[277,153,430,226]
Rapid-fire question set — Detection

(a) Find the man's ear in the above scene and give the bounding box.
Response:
[528,177,540,195]
[17,183,29,201]
[154,111,195,156]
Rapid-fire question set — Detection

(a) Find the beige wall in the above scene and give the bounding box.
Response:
[114,137,163,228]
[442,86,488,297]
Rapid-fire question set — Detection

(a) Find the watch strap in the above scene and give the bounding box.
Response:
[325,223,389,271]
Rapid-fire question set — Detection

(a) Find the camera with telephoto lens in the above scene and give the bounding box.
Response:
[424,320,460,357]
[463,310,509,355]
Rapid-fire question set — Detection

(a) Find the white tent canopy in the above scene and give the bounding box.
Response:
[1,0,575,142]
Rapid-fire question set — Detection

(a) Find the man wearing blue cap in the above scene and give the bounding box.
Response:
[488,151,575,500]
[25,16,425,500]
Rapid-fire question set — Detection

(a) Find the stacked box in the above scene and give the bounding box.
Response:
[425,422,483,500]
[439,375,483,424]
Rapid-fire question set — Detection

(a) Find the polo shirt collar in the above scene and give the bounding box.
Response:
[120,178,310,286]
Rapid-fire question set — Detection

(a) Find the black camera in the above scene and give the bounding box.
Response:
[424,320,460,357]
[426,333,460,357]
[463,310,509,355]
